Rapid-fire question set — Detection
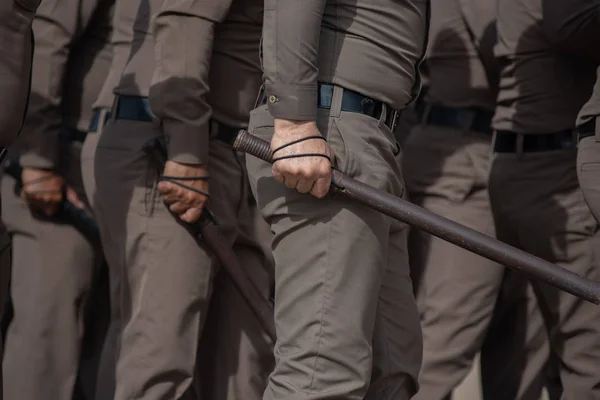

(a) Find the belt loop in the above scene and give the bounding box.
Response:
[516,133,524,160]
[595,116,600,142]
[330,85,344,118]
[97,108,109,133]
[491,130,498,154]
[209,119,219,140]
[379,103,388,126]
[420,102,432,125]
[464,110,475,134]
[110,95,120,122]
[254,84,265,109]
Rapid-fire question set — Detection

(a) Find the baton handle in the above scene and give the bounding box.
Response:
[233,129,600,305]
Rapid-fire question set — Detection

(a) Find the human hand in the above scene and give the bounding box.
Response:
[158,161,209,224]
[21,167,85,216]
[270,119,334,198]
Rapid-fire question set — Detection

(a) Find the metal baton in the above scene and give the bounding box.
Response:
[142,137,276,341]
[233,129,600,305]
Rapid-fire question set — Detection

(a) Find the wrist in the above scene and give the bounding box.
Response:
[274,119,319,136]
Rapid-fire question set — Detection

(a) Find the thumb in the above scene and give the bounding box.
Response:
[65,186,85,209]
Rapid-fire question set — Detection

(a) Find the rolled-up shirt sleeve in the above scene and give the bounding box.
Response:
[262,0,326,121]
[149,0,232,165]
[542,0,600,63]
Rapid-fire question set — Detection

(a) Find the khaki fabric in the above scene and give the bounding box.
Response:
[577,135,600,223]
[94,117,274,400]
[0,1,39,146]
[1,0,114,399]
[486,150,600,399]
[404,124,549,400]
[17,0,114,169]
[85,0,160,397]
[480,272,551,400]
[492,0,596,134]
[0,224,10,399]
[149,0,263,166]
[261,0,429,120]
[1,143,102,400]
[246,98,422,400]
[0,2,40,396]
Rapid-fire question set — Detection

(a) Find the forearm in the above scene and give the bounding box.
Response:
[263,0,326,121]
[150,0,233,165]
[19,0,89,169]
[0,2,37,147]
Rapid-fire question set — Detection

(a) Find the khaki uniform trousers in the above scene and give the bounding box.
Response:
[402,124,549,400]
[80,109,117,399]
[246,92,422,400]
[0,221,10,399]
[484,147,600,400]
[1,141,104,400]
[94,113,274,400]
[577,135,600,222]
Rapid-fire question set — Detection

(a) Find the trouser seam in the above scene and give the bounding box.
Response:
[306,211,335,393]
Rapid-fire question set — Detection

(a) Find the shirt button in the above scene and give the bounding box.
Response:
[268,95,278,103]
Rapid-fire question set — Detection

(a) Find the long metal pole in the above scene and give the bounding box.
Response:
[233,129,600,305]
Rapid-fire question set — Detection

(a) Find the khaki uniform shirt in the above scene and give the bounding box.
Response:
[94,0,143,109]
[425,0,498,111]
[149,0,264,165]
[563,0,600,126]
[492,0,597,133]
[0,0,41,147]
[262,0,430,121]
[18,0,115,169]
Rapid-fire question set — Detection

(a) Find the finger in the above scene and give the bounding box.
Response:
[157,181,173,196]
[65,187,85,209]
[295,179,315,194]
[279,170,300,189]
[168,201,189,215]
[310,176,331,199]
[42,202,60,217]
[272,165,285,184]
[180,207,203,224]
[41,192,63,205]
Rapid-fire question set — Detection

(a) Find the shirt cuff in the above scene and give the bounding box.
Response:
[19,141,59,170]
[265,83,318,121]
[164,119,209,165]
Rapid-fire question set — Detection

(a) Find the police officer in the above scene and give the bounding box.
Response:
[0,0,43,396]
[244,0,429,398]
[93,0,274,398]
[0,0,114,398]
[79,0,139,398]
[402,0,551,398]
[573,5,600,221]
[480,0,600,397]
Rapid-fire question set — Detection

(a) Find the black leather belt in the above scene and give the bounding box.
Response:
[494,130,577,153]
[113,95,239,144]
[88,109,112,133]
[577,119,596,141]
[258,83,401,131]
[420,104,493,134]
